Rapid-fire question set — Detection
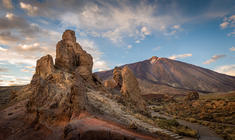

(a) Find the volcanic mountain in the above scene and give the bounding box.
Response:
[96,56,235,95]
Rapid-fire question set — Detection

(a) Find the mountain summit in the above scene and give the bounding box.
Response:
[96,56,235,94]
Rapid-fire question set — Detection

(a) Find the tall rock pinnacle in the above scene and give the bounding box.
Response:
[55,29,93,77]
[26,30,96,124]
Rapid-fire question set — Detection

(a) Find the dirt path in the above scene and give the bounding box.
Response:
[151,112,224,140]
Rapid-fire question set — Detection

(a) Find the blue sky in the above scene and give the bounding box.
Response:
[0,0,234,86]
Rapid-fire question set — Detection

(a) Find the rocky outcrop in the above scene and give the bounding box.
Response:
[55,29,93,77]
[121,66,146,111]
[104,79,116,89]
[103,66,146,112]
[113,67,122,89]
[35,55,55,79]
[185,91,199,101]
[26,30,96,125]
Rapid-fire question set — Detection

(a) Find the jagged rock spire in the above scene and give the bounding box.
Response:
[55,30,93,76]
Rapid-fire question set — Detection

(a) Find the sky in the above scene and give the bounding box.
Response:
[0,0,234,86]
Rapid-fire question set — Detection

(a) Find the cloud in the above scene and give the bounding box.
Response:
[14,43,46,53]
[0,46,7,52]
[169,53,192,60]
[0,31,20,45]
[215,64,235,76]
[58,1,180,43]
[220,22,229,29]
[141,26,151,36]
[2,0,13,9]
[230,46,235,51]
[220,15,235,36]
[20,2,38,16]
[5,12,14,20]
[0,75,31,86]
[127,45,132,49]
[0,67,8,72]
[203,54,226,64]
[21,69,30,73]
[153,46,161,51]
[172,25,180,29]
[78,39,109,71]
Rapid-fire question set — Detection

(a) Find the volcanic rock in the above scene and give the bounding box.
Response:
[113,67,122,89]
[26,30,95,125]
[104,79,116,89]
[55,29,93,77]
[35,54,54,79]
[185,91,199,101]
[121,66,146,111]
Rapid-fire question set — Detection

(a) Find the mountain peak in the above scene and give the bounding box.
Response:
[149,56,159,64]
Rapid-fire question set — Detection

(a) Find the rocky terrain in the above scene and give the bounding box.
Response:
[96,56,235,95]
[152,91,235,140]
[1,30,234,140]
[0,30,199,140]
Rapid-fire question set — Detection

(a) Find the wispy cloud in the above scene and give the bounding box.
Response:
[58,1,182,43]
[78,39,109,71]
[127,45,132,49]
[153,46,161,51]
[0,75,31,86]
[203,54,226,64]
[220,15,235,37]
[230,46,235,51]
[20,2,38,16]
[169,53,192,60]
[220,22,229,29]
[215,64,235,76]
[0,67,8,72]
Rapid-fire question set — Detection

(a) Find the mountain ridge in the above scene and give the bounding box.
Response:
[96,56,235,94]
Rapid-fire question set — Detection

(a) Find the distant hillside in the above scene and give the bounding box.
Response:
[96,56,235,95]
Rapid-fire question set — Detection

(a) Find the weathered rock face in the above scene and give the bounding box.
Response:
[185,91,199,101]
[102,66,146,111]
[26,30,96,125]
[55,29,93,76]
[120,66,146,111]
[104,79,116,89]
[35,55,55,79]
[113,67,122,89]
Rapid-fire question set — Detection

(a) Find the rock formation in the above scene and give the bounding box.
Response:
[35,55,55,79]
[55,30,93,77]
[0,30,187,140]
[26,30,96,124]
[104,79,116,89]
[121,66,146,111]
[103,66,146,112]
[113,67,123,89]
[185,91,199,101]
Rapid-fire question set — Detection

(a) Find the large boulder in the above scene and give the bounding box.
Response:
[55,30,93,76]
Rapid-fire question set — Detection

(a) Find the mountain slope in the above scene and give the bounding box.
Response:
[96,56,235,94]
